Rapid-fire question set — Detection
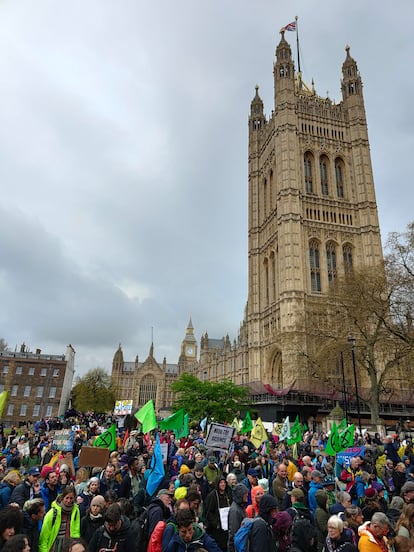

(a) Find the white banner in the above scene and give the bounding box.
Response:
[205,423,235,452]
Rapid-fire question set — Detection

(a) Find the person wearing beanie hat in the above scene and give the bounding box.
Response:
[361,487,382,522]
[77,477,100,517]
[246,494,278,552]
[227,483,248,552]
[179,464,190,476]
[193,463,209,500]
[80,494,105,544]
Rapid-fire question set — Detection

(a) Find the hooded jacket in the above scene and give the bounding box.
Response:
[89,515,135,552]
[248,494,277,552]
[357,521,393,552]
[314,490,329,552]
[166,522,222,552]
[228,483,248,552]
[290,515,317,552]
[245,485,264,518]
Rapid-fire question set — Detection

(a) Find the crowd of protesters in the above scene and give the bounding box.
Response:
[0,417,413,552]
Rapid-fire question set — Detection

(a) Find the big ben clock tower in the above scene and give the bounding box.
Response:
[179,317,198,373]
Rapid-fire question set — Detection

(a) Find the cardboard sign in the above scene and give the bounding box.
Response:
[78,446,110,468]
[205,423,235,452]
[114,400,133,416]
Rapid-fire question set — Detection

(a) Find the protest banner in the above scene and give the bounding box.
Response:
[78,446,110,468]
[52,430,75,452]
[114,400,133,416]
[205,422,235,452]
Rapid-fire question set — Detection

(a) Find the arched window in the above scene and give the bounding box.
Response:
[320,155,329,196]
[138,374,157,406]
[263,178,267,220]
[343,244,353,273]
[335,158,345,198]
[309,240,321,292]
[263,258,269,305]
[326,242,337,283]
[269,170,273,211]
[304,152,313,193]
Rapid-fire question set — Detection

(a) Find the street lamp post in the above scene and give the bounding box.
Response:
[348,335,362,436]
[339,351,349,424]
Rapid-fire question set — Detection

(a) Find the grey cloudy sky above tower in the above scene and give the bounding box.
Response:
[0,1,412,375]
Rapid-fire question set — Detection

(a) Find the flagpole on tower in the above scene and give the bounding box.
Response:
[295,16,301,75]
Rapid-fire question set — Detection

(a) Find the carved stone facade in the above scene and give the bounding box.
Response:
[111,34,386,417]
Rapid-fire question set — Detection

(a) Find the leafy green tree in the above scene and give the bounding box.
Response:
[170,373,250,423]
[72,367,116,413]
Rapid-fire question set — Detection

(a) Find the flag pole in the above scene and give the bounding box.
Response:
[295,15,301,75]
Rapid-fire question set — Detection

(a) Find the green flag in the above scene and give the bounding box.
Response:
[325,422,338,456]
[0,391,8,418]
[176,413,189,439]
[135,400,157,433]
[94,423,117,451]
[339,424,355,450]
[159,409,185,432]
[241,412,253,434]
[287,416,303,445]
[325,423,355,455]
[337,418,348,431]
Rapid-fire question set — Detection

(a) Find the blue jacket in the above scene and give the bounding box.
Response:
[308,481,324,516]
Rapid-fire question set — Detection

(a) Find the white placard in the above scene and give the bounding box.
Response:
[205,423,235,452]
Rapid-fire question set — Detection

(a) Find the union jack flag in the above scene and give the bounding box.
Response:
[280,21,296,32]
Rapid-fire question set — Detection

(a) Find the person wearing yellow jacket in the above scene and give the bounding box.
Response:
[39,487,81,552]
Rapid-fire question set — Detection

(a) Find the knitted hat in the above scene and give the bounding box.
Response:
[180,464,191,475]
[91,495,105,508]
[364,487,377,499]
[41,465,53,479]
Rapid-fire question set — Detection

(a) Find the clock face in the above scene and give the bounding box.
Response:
[186,347,194,355]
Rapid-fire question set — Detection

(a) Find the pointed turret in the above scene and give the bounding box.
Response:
[274,31,295,107]
[249,85,266,133]
[341,45,363,99]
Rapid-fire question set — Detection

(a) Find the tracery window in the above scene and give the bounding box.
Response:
[138,374,157,406]
[309,240,321,292]
[304,152,313,193]
[335,158,345,198]
[343,244,353,273]
[326,242,337,283]
[320,155,329,196]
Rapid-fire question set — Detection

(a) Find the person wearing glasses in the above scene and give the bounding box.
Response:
[357,512,393,552]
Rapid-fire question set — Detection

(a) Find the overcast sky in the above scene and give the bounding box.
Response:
[0,1,413,379]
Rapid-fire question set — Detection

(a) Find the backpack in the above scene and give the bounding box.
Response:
[234,517,263,552]
[135,507,149,552]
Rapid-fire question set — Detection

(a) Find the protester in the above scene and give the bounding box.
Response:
[204,475,232,552]
[0,507,23,551]
[9,468,41,509]
[88,503,135,552]
[324,515,357,551]
[80,494,105,544]
[227,483,248,552]
[39,486,81,552]
[22,498,45,552]
[166,508,222,552]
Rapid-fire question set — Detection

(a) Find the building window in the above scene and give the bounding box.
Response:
[320,155,329,195]
[49,387,56,399]
[46,405,53,417]
[11,385,18,397]
[37,386,44,398]
[40,368,47,377]
[33,405,40,417]
[28,367,35,376]
[53,368,59,377]
[138,374,157,406]
[309,240,321,292]
[326,242,337,283]
[304,152,313,193]
[2,366,8,375]
[15,366,22,375]
[343,244,353,273]
[7,404,14,416]
[335,158,345,198]
[20,404,27,416]
[23,386,31,397]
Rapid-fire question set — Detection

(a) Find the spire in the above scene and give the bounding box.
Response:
[249,85,265,132]
[341,45,363,100]
[149,342,154,358]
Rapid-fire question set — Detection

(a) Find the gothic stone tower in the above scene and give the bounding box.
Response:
[246,33,383,390]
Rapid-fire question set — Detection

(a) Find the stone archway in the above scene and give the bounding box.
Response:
[266,348,283,388]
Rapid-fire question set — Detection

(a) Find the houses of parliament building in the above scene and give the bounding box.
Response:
[112,32,409,424]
